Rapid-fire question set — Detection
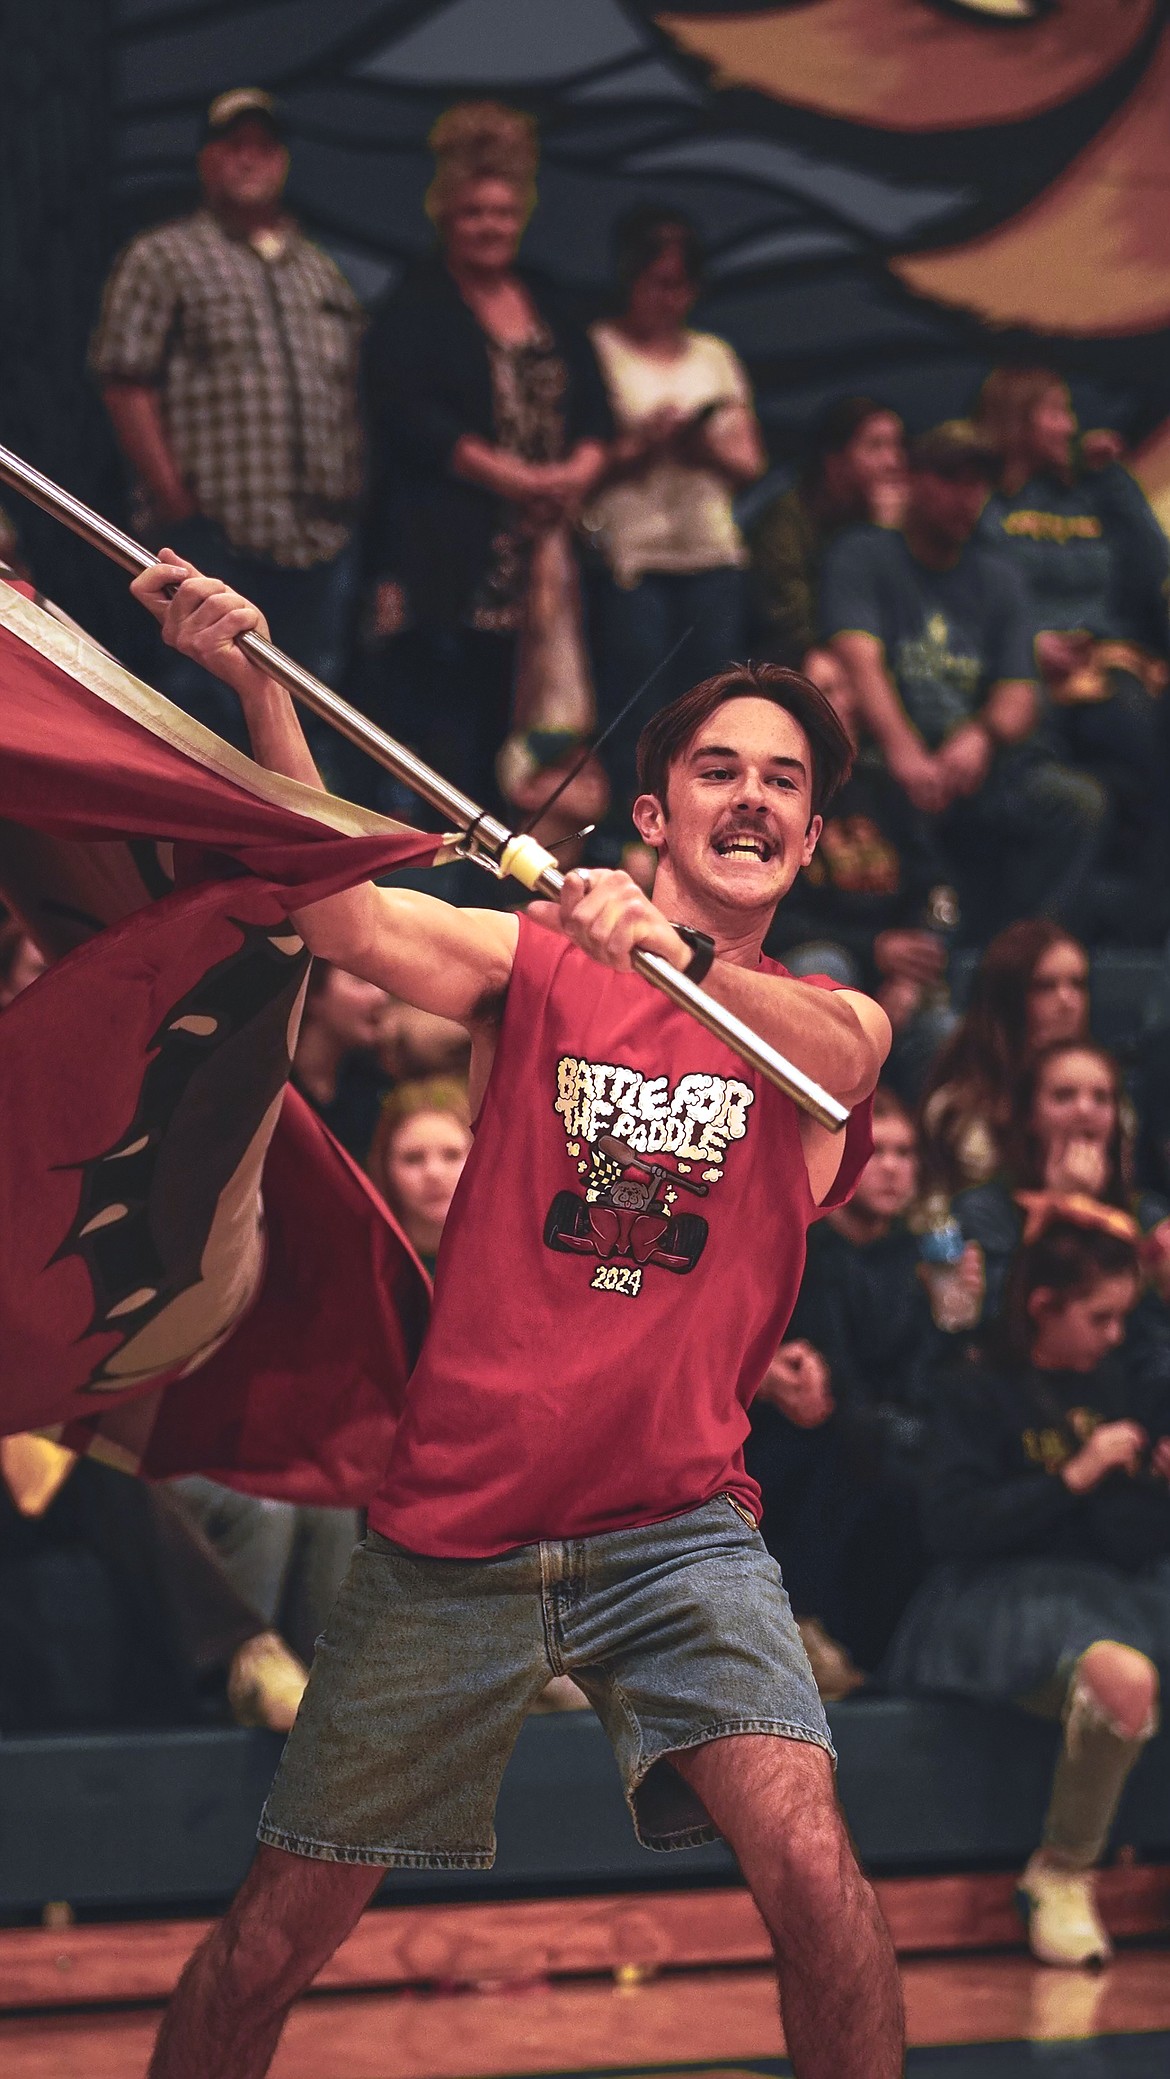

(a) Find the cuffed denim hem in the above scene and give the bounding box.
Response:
[256,1824,495,1871]
[628,1717,838,1852]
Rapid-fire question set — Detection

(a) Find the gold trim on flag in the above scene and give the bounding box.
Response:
[0,579,449,849]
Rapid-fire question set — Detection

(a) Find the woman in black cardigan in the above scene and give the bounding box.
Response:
[885,1207,1170,1967]
[361,104,612,811]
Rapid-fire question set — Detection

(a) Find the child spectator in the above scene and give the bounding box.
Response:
[823,421,1104,945]
[920,920,1091,1199]
[885,1210,1170,1966]
[367,1077,473,1275]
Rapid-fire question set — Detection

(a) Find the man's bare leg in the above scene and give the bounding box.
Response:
[673,1734,903,2079]
[148,1844,384,2079]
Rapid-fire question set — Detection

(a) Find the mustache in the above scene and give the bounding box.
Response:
[712,816,781,848]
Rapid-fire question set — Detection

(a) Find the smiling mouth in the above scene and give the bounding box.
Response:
[713,832,775,863]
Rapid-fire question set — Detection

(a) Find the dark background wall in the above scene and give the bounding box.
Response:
[4,1,1170,643]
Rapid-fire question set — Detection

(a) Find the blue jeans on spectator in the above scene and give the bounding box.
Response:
[589,564,748,857]
[155,516,359,770]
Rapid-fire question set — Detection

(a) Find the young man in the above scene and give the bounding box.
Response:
[822,419,1104,944]
[131,551,902,2079]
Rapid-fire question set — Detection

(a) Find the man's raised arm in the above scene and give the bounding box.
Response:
[132,555,517,1026]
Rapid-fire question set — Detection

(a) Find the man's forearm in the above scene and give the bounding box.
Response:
[102,383,195,520]
[704,964,888,1106]
[237,677,327,795]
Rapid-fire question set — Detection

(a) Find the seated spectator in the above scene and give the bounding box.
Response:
[584,207,765,835]
[976,367,1170,932]
[953,1037,1168,1327]
[0,1441,307,1734]
[746,1089,980,1682]
[292,959,392,1165]
[747,395,906,665]
[884,1210,1170,1967]
[361,101,612,812]
[763,655,956,1105]
[367,1076,473,1275]
[920,919,1091,1199]
[824,421,1105,946]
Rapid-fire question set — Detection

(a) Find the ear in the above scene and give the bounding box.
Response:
[800,813,824,869]
[632,791,667,851]
[1027,1286,1056,1325]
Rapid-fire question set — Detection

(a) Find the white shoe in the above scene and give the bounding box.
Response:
[1016,1854,1112,1968]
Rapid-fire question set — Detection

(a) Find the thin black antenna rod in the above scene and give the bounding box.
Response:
[518,624,695,838]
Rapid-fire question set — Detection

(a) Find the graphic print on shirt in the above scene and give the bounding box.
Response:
[545,1055,755,1296]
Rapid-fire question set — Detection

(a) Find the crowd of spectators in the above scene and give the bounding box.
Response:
[4,83,1170,1967]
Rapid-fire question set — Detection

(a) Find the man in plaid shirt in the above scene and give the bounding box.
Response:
[91,88,366,745]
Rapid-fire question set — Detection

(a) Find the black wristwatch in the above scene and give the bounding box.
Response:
[672,922,716,985]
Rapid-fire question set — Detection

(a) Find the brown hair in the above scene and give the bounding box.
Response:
[872,1083,913,1129]
[425,102,537,226]
[634,663,853,820]
[919,920,1085,1196]
[975,366,1068,473]
[997,1216,1139,1368]
[1008,1038,1130,1204]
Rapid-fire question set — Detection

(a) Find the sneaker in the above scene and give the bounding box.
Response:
[796,1616,866,1702]
[227,1630,309,1733]
[1016,1853,1113,1968]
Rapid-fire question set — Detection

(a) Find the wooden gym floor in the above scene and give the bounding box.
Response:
[2,1876,1168,2076]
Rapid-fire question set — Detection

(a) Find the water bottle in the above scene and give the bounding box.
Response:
[918,1216,978,1332]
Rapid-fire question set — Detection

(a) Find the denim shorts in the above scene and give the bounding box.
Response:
[258,1495,832,1868]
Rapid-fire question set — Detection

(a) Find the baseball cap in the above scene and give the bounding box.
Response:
[202,88,286,144]
[907,419,1001,480]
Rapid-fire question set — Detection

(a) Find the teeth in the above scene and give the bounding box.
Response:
[719,839,768,859]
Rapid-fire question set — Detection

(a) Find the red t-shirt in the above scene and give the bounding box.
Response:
[368,918,873,1556]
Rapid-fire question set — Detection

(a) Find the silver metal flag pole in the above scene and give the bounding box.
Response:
[0,441,848,1130]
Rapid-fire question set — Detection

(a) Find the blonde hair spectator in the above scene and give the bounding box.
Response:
[425,101,538,226]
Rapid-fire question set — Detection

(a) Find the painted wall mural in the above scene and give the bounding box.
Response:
[108,0,1170,516]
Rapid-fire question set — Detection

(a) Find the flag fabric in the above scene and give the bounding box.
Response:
[0,577,445,1504]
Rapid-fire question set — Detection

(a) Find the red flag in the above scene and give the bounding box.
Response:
[0,578,444,1503]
